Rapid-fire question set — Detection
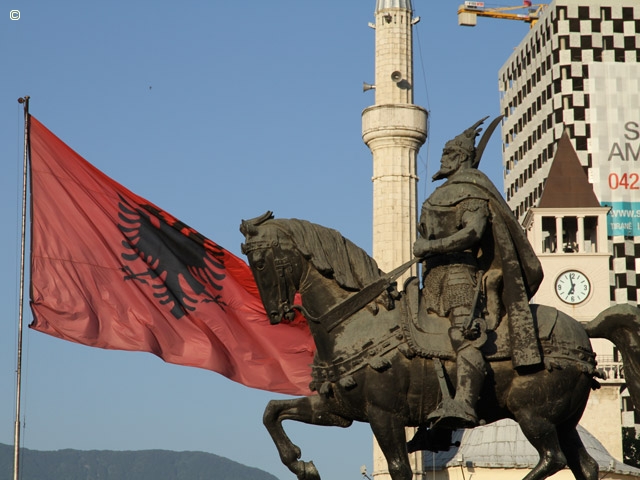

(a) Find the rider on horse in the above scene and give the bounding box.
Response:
[413,118,544,430]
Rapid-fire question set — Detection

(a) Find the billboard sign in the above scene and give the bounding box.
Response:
[589,63,640,236]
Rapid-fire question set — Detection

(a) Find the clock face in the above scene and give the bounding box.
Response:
[555,270,591,305]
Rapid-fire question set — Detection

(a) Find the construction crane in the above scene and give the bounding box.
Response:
[458,2,546,28]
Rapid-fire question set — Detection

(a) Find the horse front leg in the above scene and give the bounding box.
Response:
[369,409,413,480]
[263,395,352,480]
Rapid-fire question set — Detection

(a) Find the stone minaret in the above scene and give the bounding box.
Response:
[361,1,428,479]
[362,0,428,283]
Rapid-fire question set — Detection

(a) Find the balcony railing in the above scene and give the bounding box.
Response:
[596,356,625,383]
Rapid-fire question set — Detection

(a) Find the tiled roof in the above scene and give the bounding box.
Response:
[425,419,640,476]
[537,129,601,208]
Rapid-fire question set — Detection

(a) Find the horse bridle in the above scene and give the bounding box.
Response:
[242,238,305,323]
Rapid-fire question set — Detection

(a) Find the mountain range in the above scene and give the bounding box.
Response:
[0,443,280,480]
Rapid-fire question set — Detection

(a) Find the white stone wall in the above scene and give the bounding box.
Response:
[581,386,624,461]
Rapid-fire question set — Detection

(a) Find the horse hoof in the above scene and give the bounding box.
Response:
[298,461,320,480]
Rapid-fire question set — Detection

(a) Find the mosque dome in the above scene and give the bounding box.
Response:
[425,419,640,476]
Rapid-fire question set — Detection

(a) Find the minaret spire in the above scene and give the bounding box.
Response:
[362,1,428,479]
[372,0,417,105]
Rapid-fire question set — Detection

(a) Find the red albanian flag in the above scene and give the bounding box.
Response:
[28,115,314,395]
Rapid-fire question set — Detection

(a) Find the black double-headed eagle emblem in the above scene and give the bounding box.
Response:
[117,195,228,319]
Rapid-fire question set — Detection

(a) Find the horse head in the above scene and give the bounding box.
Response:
[241,212,392,327]
[240,211,306,324]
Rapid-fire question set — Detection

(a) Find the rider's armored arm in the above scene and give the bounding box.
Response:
[414,200,489,258]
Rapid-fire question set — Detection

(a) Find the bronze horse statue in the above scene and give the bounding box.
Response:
[240,211,640,480]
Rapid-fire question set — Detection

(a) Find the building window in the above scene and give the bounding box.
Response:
[613,19,624,34]
[571,48,583,62]
[562,217,578,253]
[627,256,636,271]
[616,274,627,289]
[594,47,603,61]
[578,6,590,20]
[555,109,563,123]
[573,77,584,91]
[584,217,599,252]
[558,6,567,21]
[628,288,637,302]
[569,19,580,32]
[542,216,557,253]
[559,36,569,50]
[625,37,636,50]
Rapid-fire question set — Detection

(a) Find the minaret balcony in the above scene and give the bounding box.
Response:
[362,104,427,146]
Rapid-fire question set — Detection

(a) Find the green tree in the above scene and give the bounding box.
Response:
[623,427,640,468]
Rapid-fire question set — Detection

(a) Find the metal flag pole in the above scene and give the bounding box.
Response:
[14,95,30,480]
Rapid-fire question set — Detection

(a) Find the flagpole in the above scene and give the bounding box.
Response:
[14,96,30,480]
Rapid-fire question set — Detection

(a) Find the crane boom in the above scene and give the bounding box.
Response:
[458,2,546,28]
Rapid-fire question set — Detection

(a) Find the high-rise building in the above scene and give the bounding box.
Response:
[499,0,640,463]
[499,0,640,305]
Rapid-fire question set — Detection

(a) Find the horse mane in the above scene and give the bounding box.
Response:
[268,218,384,291]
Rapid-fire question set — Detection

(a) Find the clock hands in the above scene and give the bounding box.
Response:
[567,273,576,296]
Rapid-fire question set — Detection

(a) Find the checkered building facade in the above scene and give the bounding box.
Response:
[499,0,640,305]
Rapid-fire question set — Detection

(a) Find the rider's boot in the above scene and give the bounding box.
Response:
[427,345,486,429]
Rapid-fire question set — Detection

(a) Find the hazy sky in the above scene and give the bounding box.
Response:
[1,2,532,479]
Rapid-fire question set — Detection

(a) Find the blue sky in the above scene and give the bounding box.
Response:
[1,2,532,479]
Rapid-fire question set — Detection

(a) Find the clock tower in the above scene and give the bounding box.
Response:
[523,131,623,460]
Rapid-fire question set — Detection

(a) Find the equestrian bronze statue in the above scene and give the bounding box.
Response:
[240,118,640,480]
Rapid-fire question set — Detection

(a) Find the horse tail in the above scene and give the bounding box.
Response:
[585,304,640,410]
